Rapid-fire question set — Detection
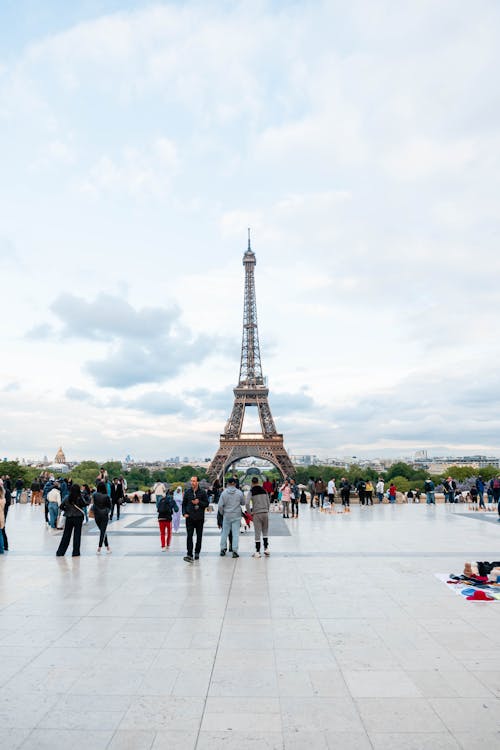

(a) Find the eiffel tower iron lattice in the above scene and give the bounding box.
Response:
[208,232,295,481]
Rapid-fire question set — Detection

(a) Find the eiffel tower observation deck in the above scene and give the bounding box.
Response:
[208,232,295,480]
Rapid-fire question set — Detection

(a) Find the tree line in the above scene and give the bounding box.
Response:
[2,459,498,494]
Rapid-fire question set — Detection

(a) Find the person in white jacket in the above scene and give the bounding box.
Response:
[47,482,61,529]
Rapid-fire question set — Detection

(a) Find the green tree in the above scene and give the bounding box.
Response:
[69,461,100,487]
[102,461,123,479]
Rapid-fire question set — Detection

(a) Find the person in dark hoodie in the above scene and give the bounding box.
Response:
[182,476,208,563]
[246,476,270,558]
[218,477,245,558]
[157,490,178,550]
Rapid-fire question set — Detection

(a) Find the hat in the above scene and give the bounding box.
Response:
[466,590,495,601]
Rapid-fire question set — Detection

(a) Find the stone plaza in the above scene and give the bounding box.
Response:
[1,501,500,749]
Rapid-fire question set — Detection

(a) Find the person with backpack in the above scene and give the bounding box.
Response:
[157,491,178,550]
[424,479,435,504]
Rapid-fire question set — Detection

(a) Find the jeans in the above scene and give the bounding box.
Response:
[377,492,384,503]
[282,501,290,518]
[48,501,59,528]
[56,516,83,556]
[426,492,435,504]
[221,517,240,553]
[15,489,22,503]
[159,520,172,548]
[186,518,204,557]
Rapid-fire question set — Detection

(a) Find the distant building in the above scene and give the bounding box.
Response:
[54,447,66,464]
[424,455,500,473]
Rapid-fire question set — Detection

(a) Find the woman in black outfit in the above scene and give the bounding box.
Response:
[56,484,86,557]
[93,481,112,554]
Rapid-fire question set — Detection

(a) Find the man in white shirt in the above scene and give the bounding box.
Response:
[327,478,336,506]
[47,482,61,529]
[376,478,385,503]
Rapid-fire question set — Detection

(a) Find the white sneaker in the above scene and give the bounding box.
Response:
[264,549,270,556]
[106,548,112,554]
[253,551,261,558]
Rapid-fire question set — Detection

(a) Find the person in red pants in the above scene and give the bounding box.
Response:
[157,492,178,550]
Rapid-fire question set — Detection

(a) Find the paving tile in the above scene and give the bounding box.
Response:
[107,730,156,750]
[343,669,422,697]
[356,697,447,733]
[368,732,460,749]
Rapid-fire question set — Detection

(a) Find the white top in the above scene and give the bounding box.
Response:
[327,479,336,494]
[47,488,61,506]
[153,482,166,497]
[376,480,384,493]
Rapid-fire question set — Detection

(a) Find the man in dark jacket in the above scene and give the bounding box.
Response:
[110,478,124,520]
[182,476,208,562]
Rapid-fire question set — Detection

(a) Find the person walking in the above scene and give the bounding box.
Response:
[218,477,245,558]
[476,476,486,510]
[327,478,336,506]
[388,483,397,503]
[315,477,326,508]
[30,478,42,505]
[376,477,385,503]
[290,479,300,518]
[110,477,124,521]
[308,477,316,509]
[92,481,112,554]
[246,476,271,558]
[340,478,351,510]
[365,480,374,505]
[492,476,500,521]
[182,476,208,563]
[157,491,178,550]
[172,485,183,533]
[152,480,167,511]
[424,479,435,504]
[47,481,61,529]
[14,477,24,504]
[56,484,86,557]
[357,479,366,506]
[280,479,292,518]
[0,483,6,554]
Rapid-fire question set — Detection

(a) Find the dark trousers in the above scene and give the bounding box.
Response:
[2,503,9,550]
[56,516,83,556]
[110,500,120,520]
[95,514,109,548]
[186,518,204,557]
[365,491,373,505]
[291,500,298,516]
[44,500,49,523]
[341,491,350,506]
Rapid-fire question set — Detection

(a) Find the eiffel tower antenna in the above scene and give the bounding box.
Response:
[208,233,295,481]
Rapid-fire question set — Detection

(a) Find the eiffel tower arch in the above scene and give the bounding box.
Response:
[208,232,295,481]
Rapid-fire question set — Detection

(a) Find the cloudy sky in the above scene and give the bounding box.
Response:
[1,0,499,462]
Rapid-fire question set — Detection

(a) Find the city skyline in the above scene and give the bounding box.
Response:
[1,1,499,460]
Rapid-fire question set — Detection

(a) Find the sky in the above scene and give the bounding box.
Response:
[1,0,499,462]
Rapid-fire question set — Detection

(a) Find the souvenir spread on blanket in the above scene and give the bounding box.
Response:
[436,563,500,601]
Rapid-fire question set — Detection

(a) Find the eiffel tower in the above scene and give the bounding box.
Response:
[208,232,295,481]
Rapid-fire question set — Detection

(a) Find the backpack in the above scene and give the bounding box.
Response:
[493,479,500,490]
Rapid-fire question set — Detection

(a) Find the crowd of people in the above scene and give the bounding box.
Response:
[2,468,500,558]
